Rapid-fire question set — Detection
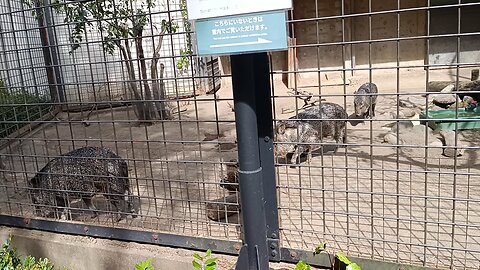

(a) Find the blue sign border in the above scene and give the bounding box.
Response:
[193,10,288,56]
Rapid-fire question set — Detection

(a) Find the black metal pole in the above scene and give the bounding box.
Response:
[231,53,269,270]
[254,53,280,261]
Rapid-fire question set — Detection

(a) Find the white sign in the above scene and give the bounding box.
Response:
[186,0,292,20]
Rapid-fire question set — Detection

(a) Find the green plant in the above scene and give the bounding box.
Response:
[0,235,61,270]
[334,253,361,270]
[134,258,154,270]
[294,260,311,270]
[177,0,193,73]
[0,81,50,138]
[312,242,362,270]
[192,249,217,270]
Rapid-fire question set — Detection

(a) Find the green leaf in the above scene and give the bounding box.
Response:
[346,263,362,270]
[192,260,202,269]
[205,257,217,266]
[294,260,311,270]
[193,253,203,261]
[335,252,352,265]
[205,249,212,258]
[205,265,217,270]
[314,241,328,255]
[134,259,153,270]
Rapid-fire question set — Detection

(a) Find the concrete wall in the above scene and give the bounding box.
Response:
[350,0,427,68]
[428,1,480,67]
[246,0,429,86]
[0,227,297,270]
[291,0,345,71]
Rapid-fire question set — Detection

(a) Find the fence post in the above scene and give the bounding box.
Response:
[231,53,273,270]
[254,53,280,261]
[37,0,65,105]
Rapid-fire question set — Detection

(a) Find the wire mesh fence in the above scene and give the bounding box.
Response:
[0,0,480,269]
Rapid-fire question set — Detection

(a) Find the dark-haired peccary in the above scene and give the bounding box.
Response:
[28,146,135,221]
[354,82,378,118]
[275,102,348,164]
[219,159,239,193]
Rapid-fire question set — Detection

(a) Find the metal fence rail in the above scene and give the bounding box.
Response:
[0,0,480,269]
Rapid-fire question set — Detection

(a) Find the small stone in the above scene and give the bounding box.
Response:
[399,99,413,108]
[391,121,414,133]
[432,93,457,106]
[409,96,428,109]
[439,130,466,157]
[400,108,416,118]
[429,140,443,147]
[440,84,455,93]
[399,96,427,110]
[384,133,403,145]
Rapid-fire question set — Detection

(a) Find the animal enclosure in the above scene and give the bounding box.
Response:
[1,0,480,269]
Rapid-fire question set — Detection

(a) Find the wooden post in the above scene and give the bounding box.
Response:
[287,37,297,89]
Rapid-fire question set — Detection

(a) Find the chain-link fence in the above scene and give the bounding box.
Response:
[1,0,480,269]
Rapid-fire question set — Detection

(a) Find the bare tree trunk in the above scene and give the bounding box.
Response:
[151,30,170,120]
[117,41,147,121]
[135,31,154,121]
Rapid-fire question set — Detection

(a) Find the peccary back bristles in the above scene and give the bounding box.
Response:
[29,146,133,220]
[275,102,348,164]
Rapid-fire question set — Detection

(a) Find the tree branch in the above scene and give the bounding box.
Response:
[150,29,170,120]
[117,41,145,120]
[134,30,154,120]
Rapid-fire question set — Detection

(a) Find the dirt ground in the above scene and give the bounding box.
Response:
[1,67,480,269]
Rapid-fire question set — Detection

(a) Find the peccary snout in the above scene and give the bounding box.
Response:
[275,102,348,164]
[354,82,378,118]
[28,146,135,221]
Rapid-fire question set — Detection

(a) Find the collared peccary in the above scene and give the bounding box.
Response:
[28,146,135,221]
[354,82,378,118]
[219,159,238,193]
[275,102,348,164]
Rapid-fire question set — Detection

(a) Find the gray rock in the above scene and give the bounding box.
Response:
[440,84,455,93]
[432,93,457,106]
[383,133,402,145]
[391,120,414,133]
[439,130,465,157]
[399,96,427,110]
[401,108,416,118]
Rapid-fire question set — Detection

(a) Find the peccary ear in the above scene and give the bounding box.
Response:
[277,123,286,134]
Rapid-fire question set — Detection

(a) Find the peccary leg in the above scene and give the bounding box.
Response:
[334,127,347,152]
[124,189,137,218]
[371,103,376,117]
[290,149,299,164]
[306,147,313,164]
[55,197,68,220]
[83,198,98,218]
[108,196,126,221]
[290,146,305,164]
[124,189,134,213]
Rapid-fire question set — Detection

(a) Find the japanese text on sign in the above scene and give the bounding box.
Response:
[211,16,266,36]
[186,0,292,20]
